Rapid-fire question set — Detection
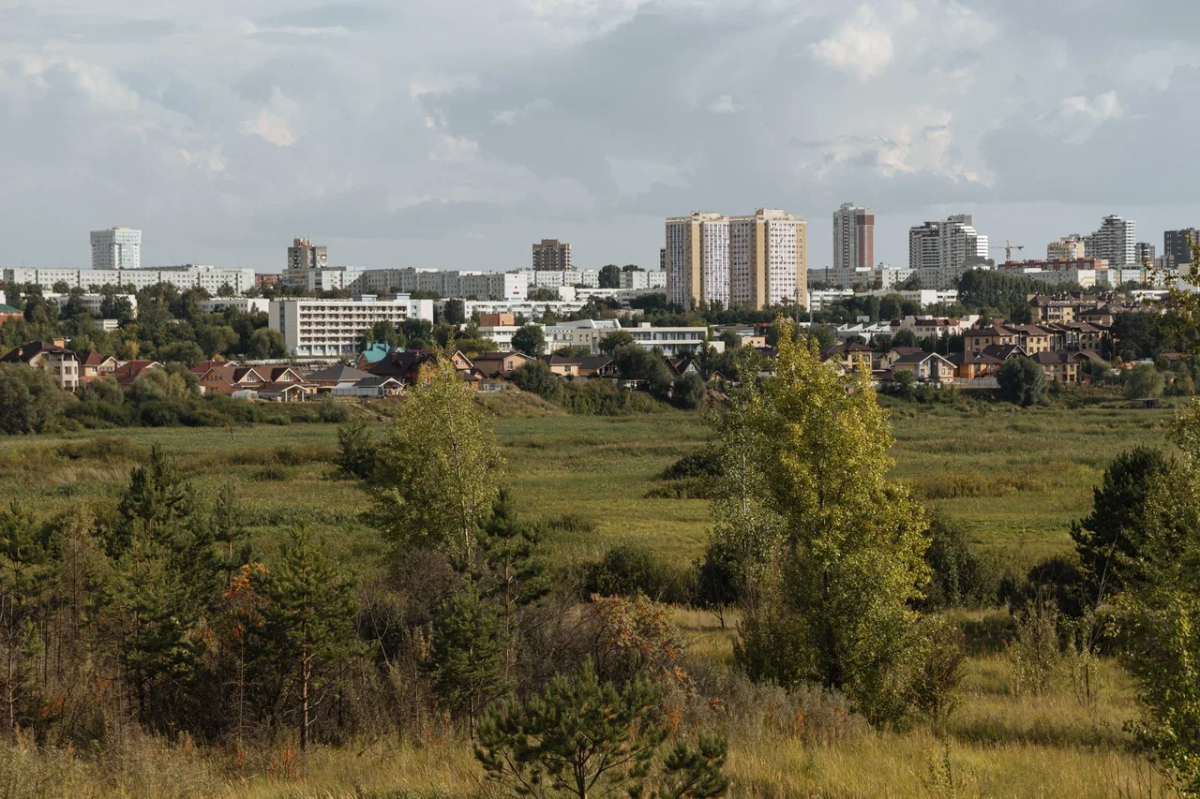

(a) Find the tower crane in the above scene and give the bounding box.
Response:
[990,240,1025,262]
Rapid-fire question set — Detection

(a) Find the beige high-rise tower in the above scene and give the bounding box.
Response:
[532,239,571,271]
[832,203,874,272]
[665,209,805,312]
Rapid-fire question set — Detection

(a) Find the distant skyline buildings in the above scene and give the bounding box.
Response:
[1083,215,1137,267]
[90,227,140,270]
[907,214,989,271]
[1165,228,1199,265]
[832,203,874,273]
[532,239,571,271]
[1047,234,1085,262]
[287,238,328,271]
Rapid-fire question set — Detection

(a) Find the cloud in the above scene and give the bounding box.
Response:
[811,6,894,81]
[708,94,738,114]
[1061,90,1124,121]
[241,88,297,147]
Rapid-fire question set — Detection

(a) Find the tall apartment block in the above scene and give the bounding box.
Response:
[1047,234,1085,261]
[90,227,141,270]
[1083,215,1136,267]
[832,203,874,272]
[532,239,571,271]
[287,238,329,271]
[665,209,805,311]
[908,215,988,270]
[1135,242,1156,265]
[1165,228,1199,265]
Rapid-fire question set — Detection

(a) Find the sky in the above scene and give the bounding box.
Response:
[2,0,1200,274]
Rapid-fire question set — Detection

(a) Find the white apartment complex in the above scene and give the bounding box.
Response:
[197,298,271,314]
[908,215,989,272]
[269,296,435,357]
[355,268,528,301]
[515,269,600,290]
[832,203,874,272]
[666,209,806,311]
[618,270,667,290]
[2,266,257,295]
[1084,215,1137,267]
[810,263,912,291]
[475,319,710,356]
[627,322,712,356]
[90,227,141,270]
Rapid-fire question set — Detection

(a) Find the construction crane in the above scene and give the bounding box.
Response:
[990,240,1025,262]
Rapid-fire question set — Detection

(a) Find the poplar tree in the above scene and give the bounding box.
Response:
[370,351,502,564]
[254,528,359,751]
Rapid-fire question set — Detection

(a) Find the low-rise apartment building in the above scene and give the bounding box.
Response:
[3,266,257,295]
[270,295,435,357]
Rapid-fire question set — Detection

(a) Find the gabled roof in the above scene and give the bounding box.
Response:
[1,341,77,364]
[306,364,373,383]
[367,349,437,378]
[969,324,1016,337]
[353,376,404,389]
[579,355,614,371]
[1030,351,1077,365]
[358,342,398,364]
[947,350,1003,367]
[540,354,584,366]
[893,351,953,366]
[981,343,1027,361]
[81,351,117,367]
[0,304,22,314]
[821,342,873,357]
[887,346,923,357]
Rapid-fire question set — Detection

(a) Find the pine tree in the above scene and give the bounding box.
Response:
[254,529,359,751]
[427,581,507,732]
[211,485,251,588]
[0,503,52,733]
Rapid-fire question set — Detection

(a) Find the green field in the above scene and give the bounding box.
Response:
[0,398,1173,568]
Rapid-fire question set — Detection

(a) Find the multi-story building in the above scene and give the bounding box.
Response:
[516,269,601,290]
[1164,228,1199,265]
[287,238,329,271]
[2,266,257,295]
[915,263,989,290]
[1047,235,1086,262]
[354,268,528,300]
[666,209,805,312]
[832,203,874,273]
[269,295,435,357]
[449,299,589,320]
[1135,242,1156,265]
[811,263,911,291]
[626,322,710,355]
[532,239,571,271]
[997,258,1107,288]
[908,215,989,272]
[1084,215,1136,267]
[618,270,667,290]
[281,266,360,293]
[0,340,79,390]
[44,293,138,317]
[197,298,271,315]
[90,227,141,270]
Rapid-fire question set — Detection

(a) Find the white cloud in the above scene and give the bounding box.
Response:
[811,6,894,81]
[242,88,298,147]
[1061,91,1124,121]
[430,134,479,162]
[708,94,739,114]
[179,147,226,174]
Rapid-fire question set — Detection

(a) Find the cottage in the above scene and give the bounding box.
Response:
[112,360,164,392]
[470,351,532,379]
[946,349,1004,380]
[79,352,119,384]
[820,342,873,373]
[190,362,270,396]
[1030,351,1080,384]
[0,340,80,391]
[891,351,956,382]
[305,364,374,389]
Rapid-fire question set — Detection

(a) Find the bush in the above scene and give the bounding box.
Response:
[1124,363,1164,400]
[586,545,694,604]
[997,356,1046,406]
[0,363,75,434]
[922,517,1001,609]
[672,372,706,410]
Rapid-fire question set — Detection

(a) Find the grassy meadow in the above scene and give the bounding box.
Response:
[0,394,1181,797]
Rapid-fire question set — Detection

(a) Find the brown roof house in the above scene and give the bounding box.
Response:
[79,352,119,384]
[471,352,532,379]
[891,351,955,382]
[947,349,1003,380]
[1,340,80,391]
[1031,351,1080,383]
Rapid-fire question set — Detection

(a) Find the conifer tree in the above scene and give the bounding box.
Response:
[211,485,251,588]
[0,503,52,733]
[254,529,359,751]
[427,581,507,732]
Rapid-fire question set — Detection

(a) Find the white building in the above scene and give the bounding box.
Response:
[45,293,138,316]
[627,322,713,356]
[516,269,600,290]
[197,298,271,314]
[544,319,623,353]
[811,263,912,291]
[90,227,141,270]
[665,212,730,310]
[281,266,364,293]
[895,289,959,307]
[618,270,667,290]
[1084,215,1137,267]
[914,263,991,290]
[452,299,589,320]
[354,268,528,301]
[807,288,855,312]
[908,216,989,283]
[269,295,435,357]
[2,266,257,295]
[1047,235,1086,262]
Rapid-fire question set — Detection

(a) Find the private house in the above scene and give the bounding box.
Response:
[965,325,1018,352]
[880,347,924,368]
[367,349,473,385]
[1028,295,1079,324]
[981,343,1028,362]
[79,352,118,384]
[112,360,163,392]
[1008,325,1053,354]
[1031,351,1080,383]
[305,364,374,389]
[820,342,874,373]
[664,357,699,377]
[947,349,1003,380]
[471,351,532,379]
[259,366,308,385]
[0,340,80,391]
[0,304,22,327]
[891,351,955,382]
[354,343,399,371]
[578,355,617,378]
[190,362,270,396]
[258,382,316,402]
[540,355,582,377]
[1079,306,1116,326]
[332,376,405,398]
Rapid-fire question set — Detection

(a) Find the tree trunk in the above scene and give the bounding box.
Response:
[299,628,309,751]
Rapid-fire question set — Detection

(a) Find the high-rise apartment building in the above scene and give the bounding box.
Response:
[90,227,141,270]
[287,238,328,271]
[1165,228,1199,265]
[832,203,874,272]
[1047,234,1085,261]
[908,215,988,271]
[665,209,805,311]
[532,239,571,271]
[1135,242,1156,265]
[1083,215,1136,267]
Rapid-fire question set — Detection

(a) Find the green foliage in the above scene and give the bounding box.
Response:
[510,360,563,403]
[997,357,1046,406]
[599,329,634,354]
[370,352,502,561]
[427,581,507,728]
[0,363,75,435]
[907,616,966,729]
[512,325,547,356]
[599,264,622,288]
[335,419,380,480]
[475,660,668,799]
[726,318,930,727]
[637,735,730,799]
[0,503,52,731]
[956,270,1036,324]
[1124,364,1165,400]
[923,517,1000,609]
[672,372,706,410]
[1008,601,1061,697]
[588,545,680,602]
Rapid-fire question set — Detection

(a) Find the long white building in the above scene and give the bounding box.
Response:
[2,266,257,295]
[618,270,667,290]
[473,318,710,356]
[90,227,141,270]
[269,295,435,357]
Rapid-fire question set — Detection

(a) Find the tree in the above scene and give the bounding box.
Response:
[254,529,360,751]
[512,325,546,356]
[248,328,286,359]
[370,351,502,562]
[891,329,918,349]
[427,581,507,731]
[599,265,622,288]
[672,372,706,410]
[476,660,668,799]
[890,369,917,399]
[599,329,635,354]
[727,318,930,726]
[1071,446,1174,599]
[443,299,466,325]
[997,356,1046,407]
[1117,403,1200,792]
[0,364,73,435]
[510,360,563,402]
[1125,364,1165,400]
[200,325,240,357]
[0,504,51,733]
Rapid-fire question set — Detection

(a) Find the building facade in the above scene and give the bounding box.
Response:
[1047,235,1086,261]
[1164,228,1199,265]
[1084,215,1136,267]
[287,238,329,271]
[1135,242,1156,265]
[269,296,435,357]
[618,270,667,290]
[908,215,988,272]
[832,203,874,273]
[90,227,141,270]
[532,239,571,271]
[2,266,257,295]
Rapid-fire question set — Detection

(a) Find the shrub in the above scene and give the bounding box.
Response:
[586,544,693,604]
[922,517,1001,609]
[1124,363,1164,400]
[1008,601,1062,696]
[672,372,706,410]
[997,356,1046,406]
